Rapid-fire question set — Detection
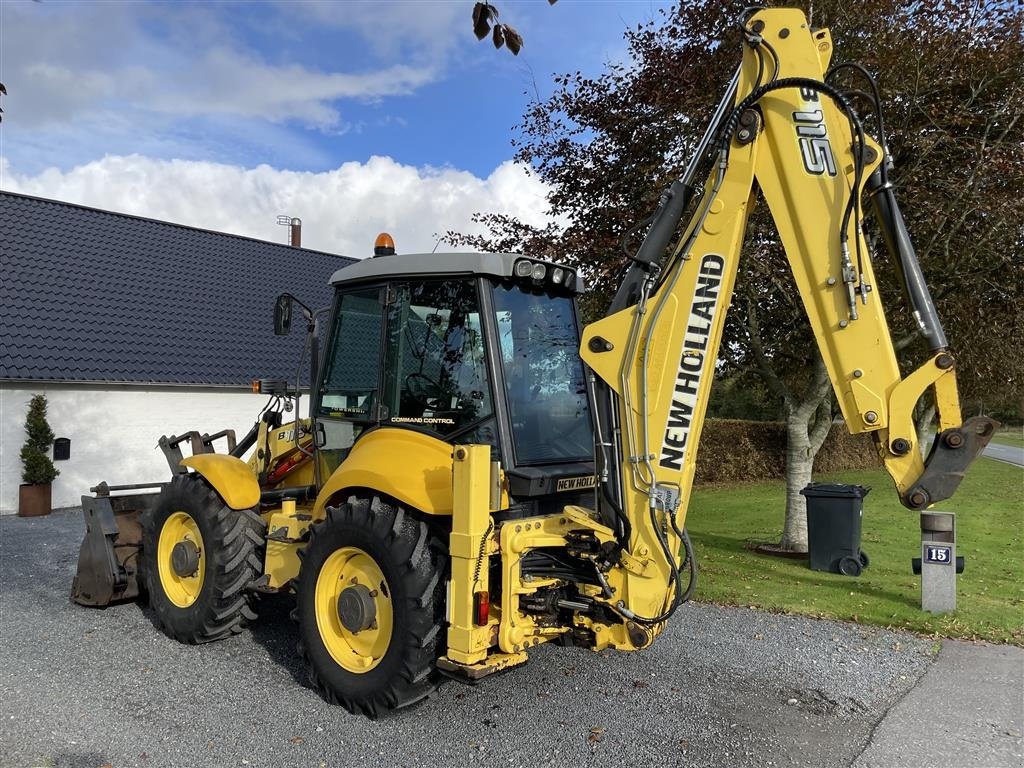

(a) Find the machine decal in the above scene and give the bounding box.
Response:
[390,416,456,426]
[794,87,837,177]
[659,253,725,471]
[556,475,597,492]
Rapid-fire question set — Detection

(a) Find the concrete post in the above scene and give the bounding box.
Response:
[919,511,957,614]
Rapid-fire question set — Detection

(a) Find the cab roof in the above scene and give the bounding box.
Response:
[329,252,586,294]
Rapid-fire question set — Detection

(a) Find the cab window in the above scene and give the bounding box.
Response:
[317,287,383,476]
[319,288,382,420]
[493,283,592,464]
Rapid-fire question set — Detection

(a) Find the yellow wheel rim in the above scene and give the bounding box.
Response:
[157,511,205,608]
[314,546,393,673]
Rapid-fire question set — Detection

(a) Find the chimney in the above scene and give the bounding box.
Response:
[276,215,302,247]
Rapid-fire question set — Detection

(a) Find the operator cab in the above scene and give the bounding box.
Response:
[315,249,595,513]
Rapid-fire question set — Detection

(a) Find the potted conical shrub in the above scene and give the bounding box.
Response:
[19,394,59,517]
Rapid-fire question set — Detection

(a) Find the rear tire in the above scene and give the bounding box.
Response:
[141,474,266,643]
[294,494,447,717]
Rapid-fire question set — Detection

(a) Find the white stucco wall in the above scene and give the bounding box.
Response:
[0,384,273,513]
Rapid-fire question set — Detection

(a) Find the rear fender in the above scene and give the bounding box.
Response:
[181,454,260,510]
[314,428,455,520]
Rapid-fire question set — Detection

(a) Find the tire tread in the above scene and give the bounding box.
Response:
[294,494,447,717]
[141,474,266,644]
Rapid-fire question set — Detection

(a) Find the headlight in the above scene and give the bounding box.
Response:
[514,259,534,278]
[531,263,547,281]
[551,267,565,284]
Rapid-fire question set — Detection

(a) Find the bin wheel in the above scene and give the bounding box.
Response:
[859,550,869,569]
[838,555,863,577]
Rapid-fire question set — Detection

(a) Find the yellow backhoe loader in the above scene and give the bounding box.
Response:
[72,8,995,717]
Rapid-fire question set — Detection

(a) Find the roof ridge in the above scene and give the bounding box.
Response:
[0,189,357,263]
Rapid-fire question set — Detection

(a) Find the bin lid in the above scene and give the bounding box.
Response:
[799,483,871,499]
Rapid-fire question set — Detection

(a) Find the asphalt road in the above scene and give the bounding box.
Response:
[0,510,1015,768]
[983,442,1024,467]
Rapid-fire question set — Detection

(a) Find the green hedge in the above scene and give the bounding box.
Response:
[693,419,878,485]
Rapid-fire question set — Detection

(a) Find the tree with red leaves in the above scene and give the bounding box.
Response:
[450,0,1022,551]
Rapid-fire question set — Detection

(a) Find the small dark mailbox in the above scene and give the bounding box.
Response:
[53,437,71,461]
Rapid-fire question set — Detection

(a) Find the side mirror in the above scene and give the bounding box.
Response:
[274,294,293,336]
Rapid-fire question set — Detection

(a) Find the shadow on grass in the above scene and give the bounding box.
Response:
[691,531,922,611]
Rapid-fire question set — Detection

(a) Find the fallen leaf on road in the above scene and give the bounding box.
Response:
[289,736,304,745]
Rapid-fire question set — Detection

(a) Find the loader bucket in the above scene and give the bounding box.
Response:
[71,489,160,607]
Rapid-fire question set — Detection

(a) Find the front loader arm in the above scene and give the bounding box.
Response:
[580,8,996,626]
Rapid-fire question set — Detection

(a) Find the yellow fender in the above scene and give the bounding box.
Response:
[315,428,454,519]
[181,454,261,510]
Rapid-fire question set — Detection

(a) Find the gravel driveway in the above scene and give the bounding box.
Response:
[1,510,936,768]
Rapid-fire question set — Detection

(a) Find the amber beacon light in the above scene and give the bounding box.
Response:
[374,232,396,256]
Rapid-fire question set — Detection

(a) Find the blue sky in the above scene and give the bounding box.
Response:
[1,1,668,177]
[1,0,672,253]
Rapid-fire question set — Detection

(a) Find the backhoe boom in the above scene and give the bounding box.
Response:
[580,7,995,628]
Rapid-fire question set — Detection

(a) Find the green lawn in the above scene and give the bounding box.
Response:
[991,427,1024,448]
[686,458,1024,645]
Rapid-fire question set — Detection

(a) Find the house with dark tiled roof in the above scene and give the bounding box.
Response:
[0,191,355,513]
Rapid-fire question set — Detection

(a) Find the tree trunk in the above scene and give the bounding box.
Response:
[915,399,937,459]
[780,423,814,552]
[744,301,835,553]
[779,391,833,552]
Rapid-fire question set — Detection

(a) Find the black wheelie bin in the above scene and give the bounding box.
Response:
[800,483,870,576]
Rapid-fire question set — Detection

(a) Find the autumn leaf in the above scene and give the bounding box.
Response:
[504,25,524,55]
[472,2,493,41]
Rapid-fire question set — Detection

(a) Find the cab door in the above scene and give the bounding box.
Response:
[380,279,499,451]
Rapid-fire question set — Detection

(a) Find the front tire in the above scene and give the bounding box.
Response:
[294,495,447,717]
[141,474,266,643]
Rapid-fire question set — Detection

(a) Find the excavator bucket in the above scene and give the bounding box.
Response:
[71,487,160,607]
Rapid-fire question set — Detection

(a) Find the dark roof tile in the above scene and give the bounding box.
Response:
[0,192,356,385]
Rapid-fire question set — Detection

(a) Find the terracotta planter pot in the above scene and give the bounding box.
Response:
[18,484,52,517]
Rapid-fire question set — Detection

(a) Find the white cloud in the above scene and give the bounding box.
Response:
[147,49,436,129]
[281,1,465,61]
[0,1,450,132]
[0,155,553,256]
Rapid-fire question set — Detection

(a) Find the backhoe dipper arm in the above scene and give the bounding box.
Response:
[580,9,996,625]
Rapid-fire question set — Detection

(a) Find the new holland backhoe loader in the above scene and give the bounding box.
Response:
[72,8,996,717]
